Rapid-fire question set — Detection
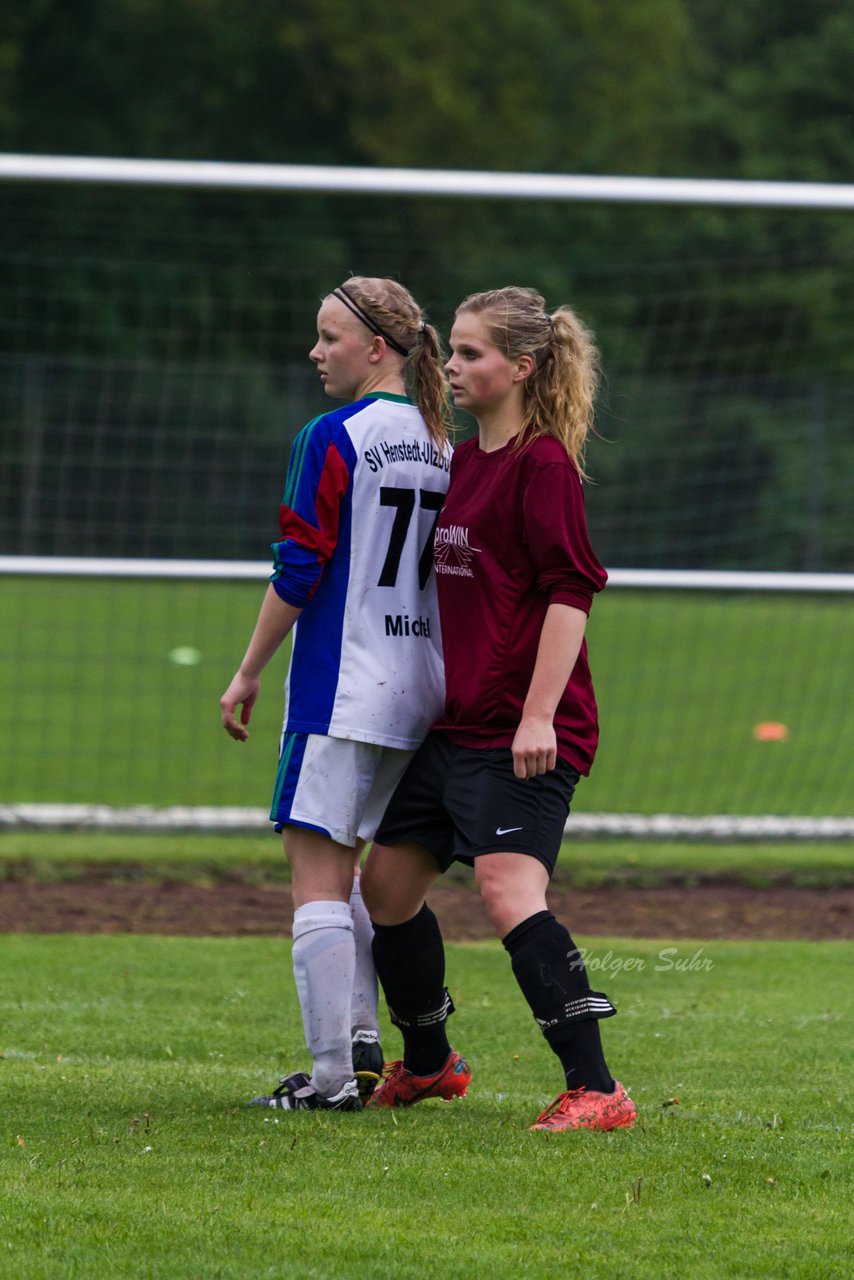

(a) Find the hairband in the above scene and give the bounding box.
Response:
[332,286,412,357]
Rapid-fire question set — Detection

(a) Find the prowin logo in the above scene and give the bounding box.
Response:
[434,524,481,577]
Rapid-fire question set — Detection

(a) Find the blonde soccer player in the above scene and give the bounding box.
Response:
[221,277,451,1111]
[361,287,636,1131]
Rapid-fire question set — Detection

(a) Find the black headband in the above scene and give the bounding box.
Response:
[332,286,412,357]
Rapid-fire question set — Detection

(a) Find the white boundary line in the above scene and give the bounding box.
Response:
[3,154,854,211]
[1,805,852,840]
[2,556,853,592]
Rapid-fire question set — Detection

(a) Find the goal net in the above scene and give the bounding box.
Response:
[1,158,852,837]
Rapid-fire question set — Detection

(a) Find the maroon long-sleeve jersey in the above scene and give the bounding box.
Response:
[431,434,607,774]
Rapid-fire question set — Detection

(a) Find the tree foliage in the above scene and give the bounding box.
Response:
[2,1,852,181]
[0,1,695,172]
[1,2,852,570]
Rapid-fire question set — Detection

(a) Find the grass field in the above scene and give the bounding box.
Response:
[3,573,850,1277]
[2,830,853,889]
[3,576,853,816]
[2,934,851,1279]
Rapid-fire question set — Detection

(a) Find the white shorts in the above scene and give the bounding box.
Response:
[270,731,416,848]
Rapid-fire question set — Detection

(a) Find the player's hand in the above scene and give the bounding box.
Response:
[220,671,260,742]
[511,714,557,779]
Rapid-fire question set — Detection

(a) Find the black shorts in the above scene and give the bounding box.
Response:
[373,732,581,876]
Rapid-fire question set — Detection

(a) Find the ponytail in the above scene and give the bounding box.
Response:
[336,276,452,451]
[525,307,599,477]
[408,322,454,451]
[454,286,600,476]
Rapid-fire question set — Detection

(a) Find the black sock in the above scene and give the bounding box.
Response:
[503,912,615,1095]
[372,904,451,1076]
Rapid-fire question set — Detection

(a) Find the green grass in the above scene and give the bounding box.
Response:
[2,576,853,816]
[2,935,851,1279]
[2,831,852,889]
[586,590,854,817]
[2,577,281,810]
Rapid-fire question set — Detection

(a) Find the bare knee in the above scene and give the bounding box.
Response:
[283,827,355,909]
[359,857,386,917]
[361,842,439,926]
[360,857,416,924]
[476,874,518,935]
[475,855,549,937]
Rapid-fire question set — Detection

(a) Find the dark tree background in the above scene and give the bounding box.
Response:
[1,1,852,568]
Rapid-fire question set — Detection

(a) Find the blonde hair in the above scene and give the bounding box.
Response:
[336,276,452,450]
[455,286,600,475]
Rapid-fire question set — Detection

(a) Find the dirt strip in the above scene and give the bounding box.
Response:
[0,879,851,940]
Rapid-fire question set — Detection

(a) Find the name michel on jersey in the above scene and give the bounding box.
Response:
[385,613,433,638]
[364,439,450,474]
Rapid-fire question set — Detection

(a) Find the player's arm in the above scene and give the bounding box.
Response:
[514,460,605,778]
[220,585,302,742]
[511,602,587,780]
[221,418,351,741]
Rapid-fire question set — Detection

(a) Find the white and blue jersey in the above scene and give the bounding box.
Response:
[270,392,451,750]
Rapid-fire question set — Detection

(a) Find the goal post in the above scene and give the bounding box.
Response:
[2,557,851,839]
[3,152,854,209]
[3,556,852,592]
[1,155,852,837]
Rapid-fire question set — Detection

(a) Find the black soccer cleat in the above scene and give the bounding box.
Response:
[351,1030,384,1103]
[246,1072,362,1111]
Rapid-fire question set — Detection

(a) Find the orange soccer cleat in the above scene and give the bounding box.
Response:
[529,1081,637,1132]
[366,1050,472,1108]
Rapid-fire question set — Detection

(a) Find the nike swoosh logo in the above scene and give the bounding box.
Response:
[495,826,524,836]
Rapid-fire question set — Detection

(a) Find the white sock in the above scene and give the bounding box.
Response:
[349,876,380,1038]
[291,901,355,1098]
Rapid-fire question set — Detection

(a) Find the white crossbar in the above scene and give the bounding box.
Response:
[3,154,854,211]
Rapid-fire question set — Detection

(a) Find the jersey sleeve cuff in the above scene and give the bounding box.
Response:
[547,586,595,614]
[270,573,315,609]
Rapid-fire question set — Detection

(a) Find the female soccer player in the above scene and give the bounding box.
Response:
[361,286,636,1131]
[220,276,452,1111]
